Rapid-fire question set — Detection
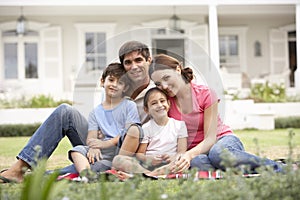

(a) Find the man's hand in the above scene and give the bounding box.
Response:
[87,148,102,164]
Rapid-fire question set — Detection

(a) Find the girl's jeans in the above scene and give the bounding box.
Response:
[17,104,88,174]
[190,134,283,173]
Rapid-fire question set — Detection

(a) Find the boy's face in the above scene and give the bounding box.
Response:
[101,75,126,98]
[144,91,170,120]
[122,50,151,85]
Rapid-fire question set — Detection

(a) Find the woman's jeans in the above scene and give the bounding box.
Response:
[190,135,283,173]
[17,104,88,174]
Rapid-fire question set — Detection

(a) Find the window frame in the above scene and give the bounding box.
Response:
[3,35,39,80]
[75,23,116,75]
[219,26,248,73]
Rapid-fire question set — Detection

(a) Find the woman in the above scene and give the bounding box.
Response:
[149,54,283,174]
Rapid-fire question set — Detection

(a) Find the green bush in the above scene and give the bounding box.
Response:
[275,116,300,129]
[0,94,72,109]
[250,81,286,103]
[0,123,41,137]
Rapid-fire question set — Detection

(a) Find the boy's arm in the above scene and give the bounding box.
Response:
[87,130,120,149]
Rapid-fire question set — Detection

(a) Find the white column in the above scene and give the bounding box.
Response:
[296,4,300,91]
[208,4,220,69]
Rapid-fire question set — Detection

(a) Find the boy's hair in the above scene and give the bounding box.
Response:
[143,87,168,108]
[119,41,150,64]
[101,63,128,83]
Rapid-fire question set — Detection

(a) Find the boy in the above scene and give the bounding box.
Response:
[69,63,140,175]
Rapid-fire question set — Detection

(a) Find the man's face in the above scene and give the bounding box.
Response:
[122,50,150,85]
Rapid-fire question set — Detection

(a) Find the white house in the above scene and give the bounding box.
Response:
[0,0,299,117]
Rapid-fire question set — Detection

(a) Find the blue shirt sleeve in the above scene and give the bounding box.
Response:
[88,109,99,131]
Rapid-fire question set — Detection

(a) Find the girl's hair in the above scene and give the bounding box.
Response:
[149,54,194,83]
[143,87,168,108]
[101,62,128,84]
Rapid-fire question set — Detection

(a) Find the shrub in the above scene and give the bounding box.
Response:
[250,81,286,103]
[275,116,300,129]
[0,94,72,109]
[0,123,41,137]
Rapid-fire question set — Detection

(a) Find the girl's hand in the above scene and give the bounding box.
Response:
[151,155,163,166]
[87,148,102,164]
[171,153,191,173]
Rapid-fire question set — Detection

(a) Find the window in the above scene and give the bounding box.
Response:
[152,38,185,65]
[3,31,39,79]
[219,27,247,73]
[85,32,107,71]
[75,23,115,74]
[219,35,238,61]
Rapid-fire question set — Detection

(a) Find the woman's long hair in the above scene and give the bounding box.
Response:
[149,54,194,83]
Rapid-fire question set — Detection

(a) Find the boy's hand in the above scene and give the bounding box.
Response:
[87,138,103,148]
[87,148,102,164]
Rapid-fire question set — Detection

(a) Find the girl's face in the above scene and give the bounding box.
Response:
[150,68,182,97]
[101,75,126,98]
[145,91,170,121]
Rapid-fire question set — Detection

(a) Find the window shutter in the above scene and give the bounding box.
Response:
[186,24,209,85]
[270,29,288,74]
[40,26,63,93]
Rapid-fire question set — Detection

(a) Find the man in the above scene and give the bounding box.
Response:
[0,41,154,183]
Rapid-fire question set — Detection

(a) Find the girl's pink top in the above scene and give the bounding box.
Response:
[168,83,233,150]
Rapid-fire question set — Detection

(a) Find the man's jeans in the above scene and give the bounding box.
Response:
[17,104,88,174]
[190,135,283,173]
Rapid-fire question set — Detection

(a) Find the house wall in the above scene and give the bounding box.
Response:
[0,11,296,99]
[219,14,295,79]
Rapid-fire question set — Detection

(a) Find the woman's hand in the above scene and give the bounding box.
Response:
[87,148,102,164]
[171,153,191,173]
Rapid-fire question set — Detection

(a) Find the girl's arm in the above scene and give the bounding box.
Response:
[177,137,187,154]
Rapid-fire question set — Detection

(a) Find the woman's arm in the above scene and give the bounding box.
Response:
[172,102,218,172]
[186,102,218,159]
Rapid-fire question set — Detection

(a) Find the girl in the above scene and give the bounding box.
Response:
[113,87,188,177]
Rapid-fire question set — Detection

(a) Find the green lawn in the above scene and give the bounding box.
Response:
[0,129,299,170]
[1,129,300,200]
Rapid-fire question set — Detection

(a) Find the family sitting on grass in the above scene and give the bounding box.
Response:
[0,41,290,183]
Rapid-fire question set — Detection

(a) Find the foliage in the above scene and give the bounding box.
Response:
[250,81,286,103]
[0,123,41,137]
[0,94,72,109]
[1,165,300,200]
[20,160,65,200]
[1,129,300,199]
[275,116,300,129]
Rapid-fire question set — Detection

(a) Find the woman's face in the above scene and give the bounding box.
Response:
[150,68,182,97]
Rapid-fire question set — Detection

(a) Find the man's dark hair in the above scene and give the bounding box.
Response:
[119,41,150,64]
